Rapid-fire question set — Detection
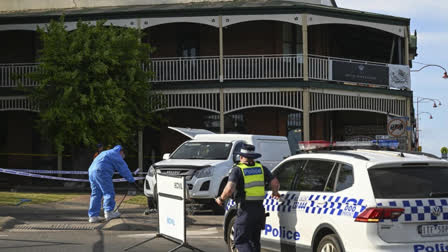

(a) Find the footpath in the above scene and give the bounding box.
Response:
[0,194,221,232]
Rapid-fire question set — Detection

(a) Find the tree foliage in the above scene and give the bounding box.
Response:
[27,17,157,152]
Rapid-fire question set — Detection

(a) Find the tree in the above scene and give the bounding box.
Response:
[27,17,158,154]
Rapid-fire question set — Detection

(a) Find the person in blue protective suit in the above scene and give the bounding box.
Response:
[88,145,136,223]
[216,144,281,252]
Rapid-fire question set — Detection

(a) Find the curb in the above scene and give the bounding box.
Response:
[0,216,18,231]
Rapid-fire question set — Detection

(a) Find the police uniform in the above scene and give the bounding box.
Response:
[228,158,273,252]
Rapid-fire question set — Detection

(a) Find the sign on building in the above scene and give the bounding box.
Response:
[331,61,389,86]
[389,64,411,90]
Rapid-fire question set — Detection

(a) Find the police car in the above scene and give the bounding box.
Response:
[223,149,448,252]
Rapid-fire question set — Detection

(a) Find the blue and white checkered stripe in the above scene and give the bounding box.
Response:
[225,193,367,219]
[377,199,448,222]
[264,193,296,212]
[304,195,366,218]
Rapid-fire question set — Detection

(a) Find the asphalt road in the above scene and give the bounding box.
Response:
[0,194,229,252]
[0,228,228,252]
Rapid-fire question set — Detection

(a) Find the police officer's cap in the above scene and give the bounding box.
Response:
[238,144,262,159]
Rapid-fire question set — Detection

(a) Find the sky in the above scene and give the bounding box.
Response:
[337,0,448,156]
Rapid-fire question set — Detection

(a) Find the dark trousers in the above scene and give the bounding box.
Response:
[234,202,265,252]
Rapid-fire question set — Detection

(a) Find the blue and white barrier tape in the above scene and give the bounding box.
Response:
[0,168,144,183]
[8,169,146,175]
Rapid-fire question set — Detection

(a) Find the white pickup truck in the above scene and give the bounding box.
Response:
[144,127,291,213]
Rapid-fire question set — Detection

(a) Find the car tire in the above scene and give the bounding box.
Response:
[226,215,238,252]
[316,234,343,252]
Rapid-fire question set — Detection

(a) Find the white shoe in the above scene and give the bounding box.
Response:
[105,211,121,221]
[89,216,102,223]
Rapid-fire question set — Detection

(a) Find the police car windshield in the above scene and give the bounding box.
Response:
[170,142,232,160]
[368,166,448,199]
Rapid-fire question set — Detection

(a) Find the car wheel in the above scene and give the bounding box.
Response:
[226,215,238,252]
[317,234,343,252]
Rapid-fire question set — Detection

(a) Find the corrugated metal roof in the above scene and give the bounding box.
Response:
[0,0,409,25]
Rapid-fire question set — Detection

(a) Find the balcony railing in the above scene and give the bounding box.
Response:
[0,54,408,88]
[0,63,38,87]
[223,54,303,80]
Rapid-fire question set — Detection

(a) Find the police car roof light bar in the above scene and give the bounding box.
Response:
[355,207,404,223]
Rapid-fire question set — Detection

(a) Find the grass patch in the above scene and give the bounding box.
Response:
[124,195,147,206]
[0,192,81,206]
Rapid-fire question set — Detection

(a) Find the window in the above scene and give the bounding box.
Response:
[170,142,232,160]
[273,160,304,191]
[368,166,448,198]
[295,160,336,192]
[282,23,303,55]
[335,164,354,192]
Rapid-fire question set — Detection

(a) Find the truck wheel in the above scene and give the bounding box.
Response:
[226,215,238,252]
[317,234,342,252]
[212,180,227,215]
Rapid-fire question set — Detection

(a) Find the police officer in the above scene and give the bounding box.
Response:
[215,144,280,252]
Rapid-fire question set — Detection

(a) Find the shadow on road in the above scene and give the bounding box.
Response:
[0,238,81,250]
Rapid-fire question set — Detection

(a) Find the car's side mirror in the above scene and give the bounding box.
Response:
[162,153,170,160]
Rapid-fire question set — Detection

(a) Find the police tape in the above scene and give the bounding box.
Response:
[7,169,146,175]
[0,168,145,183]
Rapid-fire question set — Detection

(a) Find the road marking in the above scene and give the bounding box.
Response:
[0,235,8,237]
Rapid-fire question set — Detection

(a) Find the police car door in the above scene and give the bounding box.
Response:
[261,159,305,251]
[292,159,339,250]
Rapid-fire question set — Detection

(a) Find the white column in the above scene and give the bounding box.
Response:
[302,14,309,81]
[219,16,224,83]
[220,88,224,133]
[303,89,310,141]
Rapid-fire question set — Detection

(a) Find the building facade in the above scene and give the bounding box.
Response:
[0,0,416,173]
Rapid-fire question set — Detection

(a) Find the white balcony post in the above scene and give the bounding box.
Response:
[302,14,309,81]
[219,16,224,83]
[303,89,310,141]
[220,88,224,133]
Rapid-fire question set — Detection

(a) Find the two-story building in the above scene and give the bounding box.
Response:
[0,0,416,172]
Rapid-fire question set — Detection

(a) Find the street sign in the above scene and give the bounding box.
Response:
[387,116,407,137]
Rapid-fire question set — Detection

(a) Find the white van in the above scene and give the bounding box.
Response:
[144,127,291,213]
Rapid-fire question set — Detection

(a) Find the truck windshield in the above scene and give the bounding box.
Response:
[170,142,233,160]
[368,166,448,198]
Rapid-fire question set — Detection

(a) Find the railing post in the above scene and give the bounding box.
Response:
[302,14,309,81]
[219,16,224,83]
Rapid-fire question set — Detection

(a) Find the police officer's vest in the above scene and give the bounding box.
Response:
[238,162,265,201]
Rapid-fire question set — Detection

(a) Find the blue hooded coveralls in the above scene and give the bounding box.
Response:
[88,145,135,217]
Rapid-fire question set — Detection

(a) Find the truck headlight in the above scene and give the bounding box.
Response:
[147,166,155,177]
[195,167,213,178]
